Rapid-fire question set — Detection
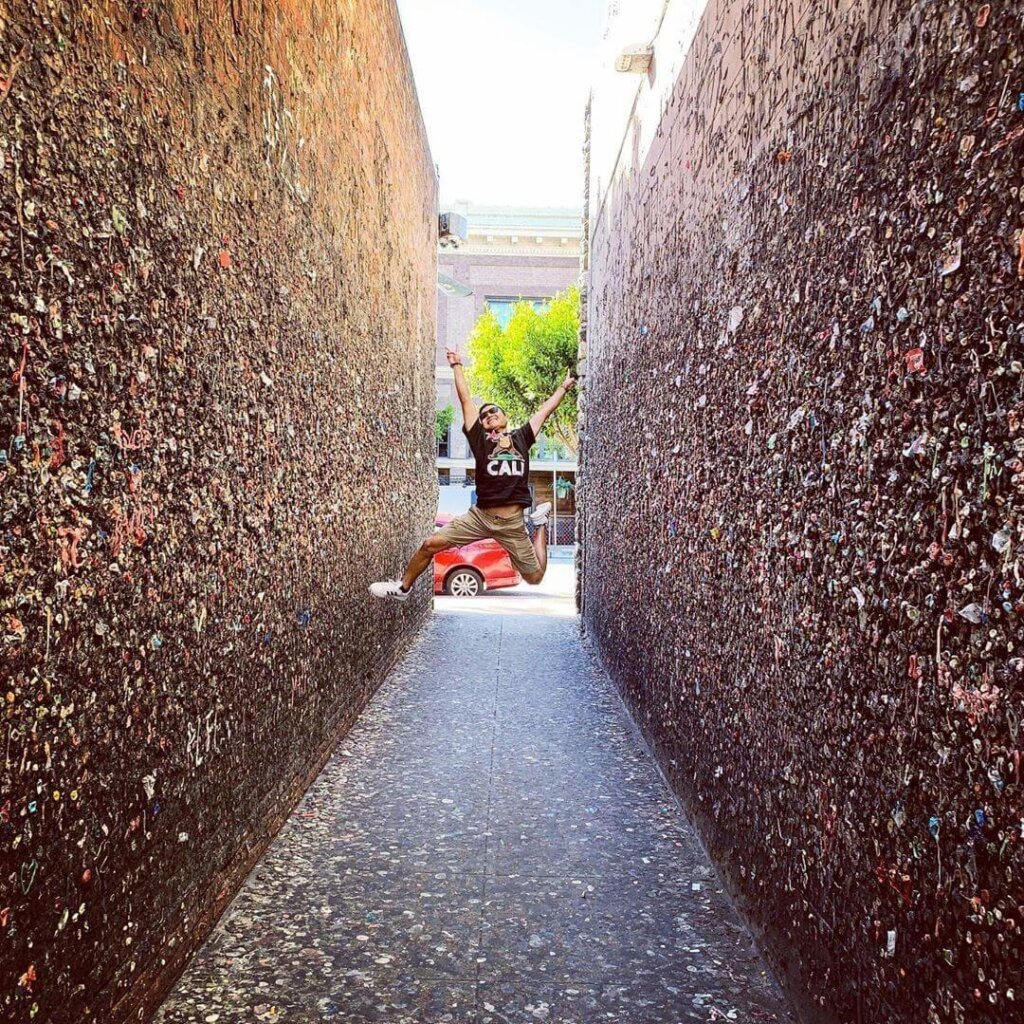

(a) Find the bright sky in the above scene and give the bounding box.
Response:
[396,0,607,210]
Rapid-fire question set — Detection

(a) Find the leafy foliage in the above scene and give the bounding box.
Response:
[466,286,580,453]
[434,403,455,442]
[555,475,575,499]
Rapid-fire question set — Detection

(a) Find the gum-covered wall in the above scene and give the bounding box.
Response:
[583,1,1024,1020]
[0,2,437,1021]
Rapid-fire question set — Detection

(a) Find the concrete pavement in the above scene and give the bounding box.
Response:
[155,557,791,1023]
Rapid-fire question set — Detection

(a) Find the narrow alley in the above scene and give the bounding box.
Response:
[5,2,1021,1020]
[154,558,790,1023]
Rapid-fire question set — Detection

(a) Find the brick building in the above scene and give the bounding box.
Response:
[436,204,581,541]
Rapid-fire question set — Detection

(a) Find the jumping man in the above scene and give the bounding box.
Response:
[369,346,576,601]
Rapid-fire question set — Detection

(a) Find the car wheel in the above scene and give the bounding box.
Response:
[445,568,483,597]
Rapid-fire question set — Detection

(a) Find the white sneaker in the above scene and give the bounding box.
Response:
[369,580,410,602]
[529,502,552,526]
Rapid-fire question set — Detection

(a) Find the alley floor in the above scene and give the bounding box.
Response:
[154,554,792,1024]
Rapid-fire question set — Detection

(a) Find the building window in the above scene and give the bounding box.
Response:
[486,297,548,330]
[438,468,451,485]
[437,425,451,459]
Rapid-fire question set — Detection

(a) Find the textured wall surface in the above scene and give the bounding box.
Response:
[0,2,436,1021]
[583,1,1024,1020]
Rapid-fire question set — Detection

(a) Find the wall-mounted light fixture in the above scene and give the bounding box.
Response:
[615,45,654,73]
[437,273,473,298]
[438,211,468,244]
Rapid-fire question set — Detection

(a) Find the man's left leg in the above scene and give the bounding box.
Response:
[522,521,547,584]
[503,502,551,586]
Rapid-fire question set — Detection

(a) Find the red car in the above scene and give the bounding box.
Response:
[432,514,522,596]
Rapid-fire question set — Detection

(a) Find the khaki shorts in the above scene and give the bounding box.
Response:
[435,506,540,577]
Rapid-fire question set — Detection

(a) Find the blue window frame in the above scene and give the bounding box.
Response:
[485,297,548,330]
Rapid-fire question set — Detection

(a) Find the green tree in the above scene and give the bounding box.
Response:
[466,286,580,454]
[434,403,455,442]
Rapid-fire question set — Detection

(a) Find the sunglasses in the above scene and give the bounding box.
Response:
[480,407,503,418]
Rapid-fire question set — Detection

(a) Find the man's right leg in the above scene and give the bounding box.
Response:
[369,534,451,601]
[370,509,489,600]
[400,535,450,591]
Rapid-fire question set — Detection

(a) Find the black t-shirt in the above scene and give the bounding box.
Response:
[463,418,535,509]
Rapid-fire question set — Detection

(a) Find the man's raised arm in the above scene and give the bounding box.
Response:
[446,347,478,429]
[529,368,577,438]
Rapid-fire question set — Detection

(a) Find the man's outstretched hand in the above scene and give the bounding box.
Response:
[529,367,578,436]
[445,347,462,367]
